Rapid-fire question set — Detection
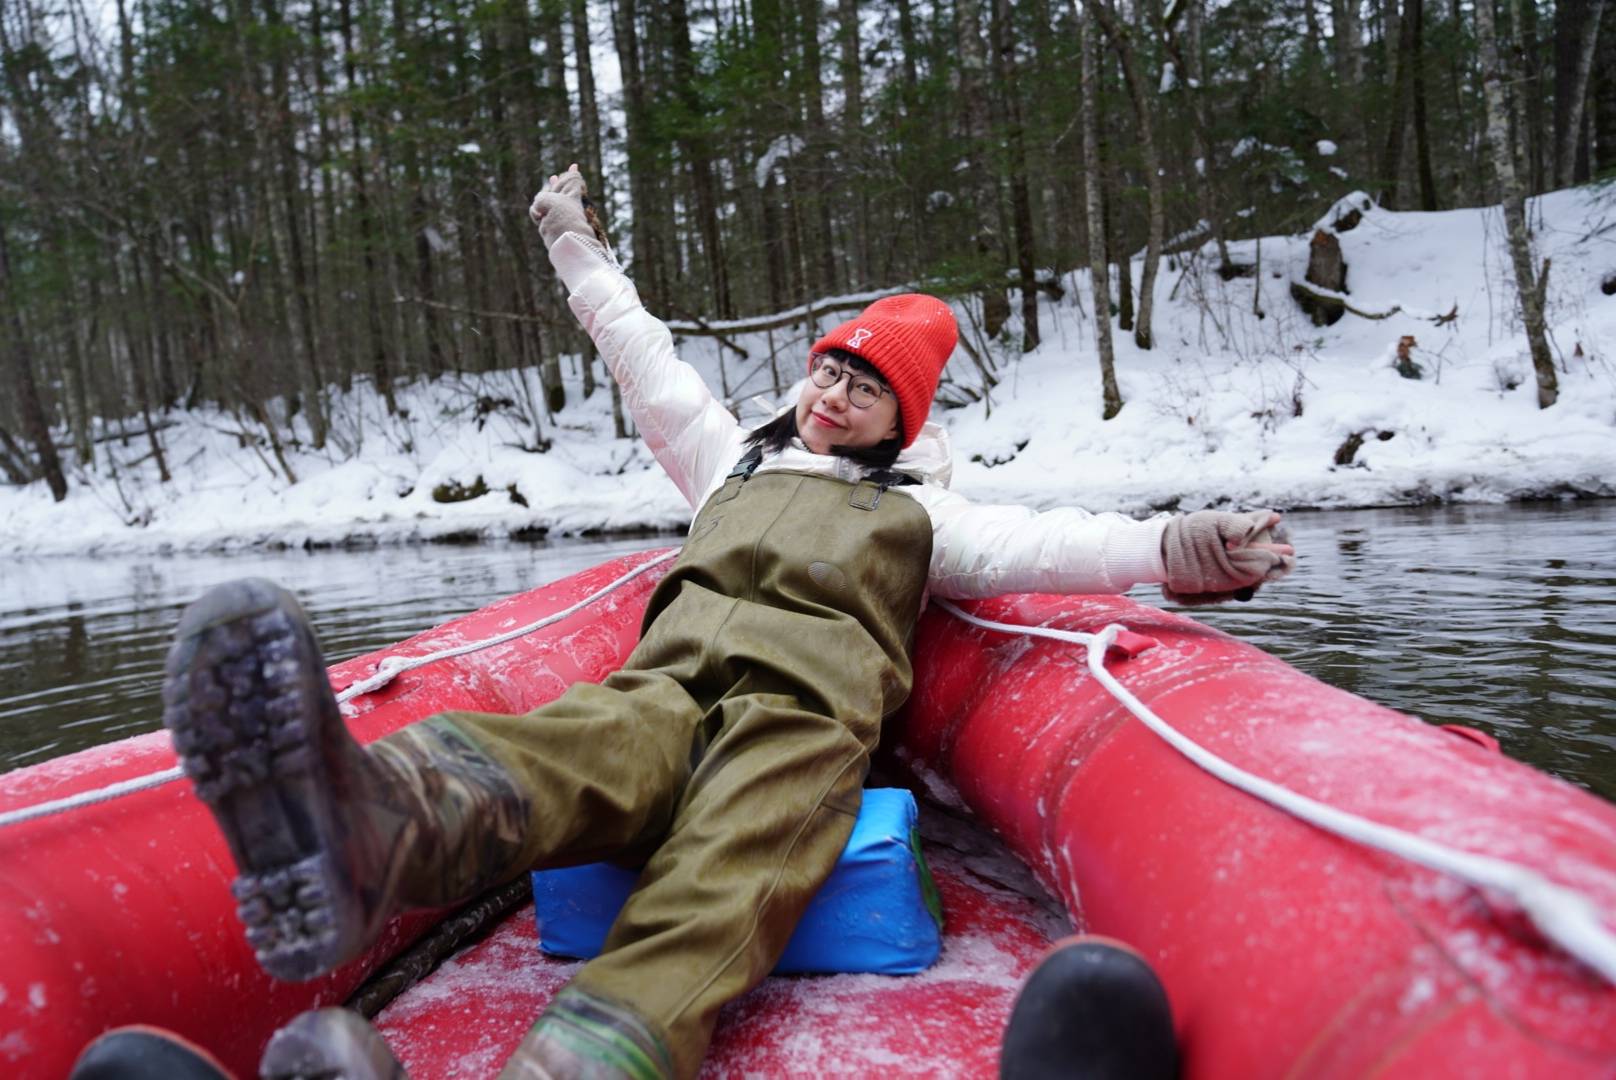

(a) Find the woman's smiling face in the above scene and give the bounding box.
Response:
[795,354,901,455]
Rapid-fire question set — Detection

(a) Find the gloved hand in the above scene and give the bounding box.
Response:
[1160,509,1296,606]
[528,163,611,252]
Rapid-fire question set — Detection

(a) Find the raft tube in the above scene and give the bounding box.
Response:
[898,591,1616,1076]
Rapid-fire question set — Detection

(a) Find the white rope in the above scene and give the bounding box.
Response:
[936,599,1616,986]
[0,766,188,828]
[0,549,680,831]
[331,549,679,704]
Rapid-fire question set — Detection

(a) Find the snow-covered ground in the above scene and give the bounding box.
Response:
[4,189,1614,557]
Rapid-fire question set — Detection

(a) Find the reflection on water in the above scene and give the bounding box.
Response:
[0,537,665,770]
[1191,501,1616,802]
[2,502,1613,802]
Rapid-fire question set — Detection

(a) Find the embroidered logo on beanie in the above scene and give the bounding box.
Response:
[811,295,957,448]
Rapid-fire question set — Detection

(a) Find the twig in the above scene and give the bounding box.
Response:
[1287,279,1459,325]
[661,302,752,359]
[396,294,565,328]
[663,289,909,337]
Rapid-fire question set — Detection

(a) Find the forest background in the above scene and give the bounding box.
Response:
[0,0,1610,513]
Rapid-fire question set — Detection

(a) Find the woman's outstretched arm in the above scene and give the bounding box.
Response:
[530,167,743,509]
[913,483,1172,600]
[913,482,1293,602]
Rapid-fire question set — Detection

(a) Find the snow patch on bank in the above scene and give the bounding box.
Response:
[4,187,1614,557]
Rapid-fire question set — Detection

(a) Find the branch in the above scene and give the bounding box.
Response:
[394,294,565,329]
[1287,279,1458,325]
[662,288,911,337]
[659,302,752,359]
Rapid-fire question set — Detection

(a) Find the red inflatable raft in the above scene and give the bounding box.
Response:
[3,547,1614,1077]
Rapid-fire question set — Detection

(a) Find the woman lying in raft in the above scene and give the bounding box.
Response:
[71,166,1294,1080]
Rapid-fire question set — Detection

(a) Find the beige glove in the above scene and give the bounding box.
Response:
[1161,510,1295,605]
[528,163,611,252]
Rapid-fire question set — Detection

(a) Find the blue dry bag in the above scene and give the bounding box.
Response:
[531,787,943,975]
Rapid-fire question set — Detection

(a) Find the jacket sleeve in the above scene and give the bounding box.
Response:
[911,484,1171,600]
[548,232,743,509]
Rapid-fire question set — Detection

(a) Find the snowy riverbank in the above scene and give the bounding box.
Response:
[4,188,1614,557]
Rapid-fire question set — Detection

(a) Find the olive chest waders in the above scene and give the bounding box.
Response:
[165,461,932,1080]
[473,462,934,1079]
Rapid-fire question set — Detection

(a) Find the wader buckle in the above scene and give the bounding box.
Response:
[849,481,884,510]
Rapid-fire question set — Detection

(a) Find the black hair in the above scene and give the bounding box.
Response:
[743,349,905,471]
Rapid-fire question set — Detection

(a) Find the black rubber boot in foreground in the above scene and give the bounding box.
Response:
[999,936,1179,1080]
[164,577,400,981]
[259,1008,409,1080]
[164,579,534,983]
[68,1025,235,1080]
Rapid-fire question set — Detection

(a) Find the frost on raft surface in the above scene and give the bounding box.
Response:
[374,804,1059,1078]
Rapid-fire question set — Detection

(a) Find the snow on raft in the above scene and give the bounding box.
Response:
[375,839,1059,1078]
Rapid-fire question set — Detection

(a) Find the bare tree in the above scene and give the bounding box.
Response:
[956,0,1012,337]
[991,0,1039,351]
[1081,8,1122,419]
[1555,0,1606,187]
[1087,0,1162,349]
[0,208,68,501]
[1475,0,1558,408]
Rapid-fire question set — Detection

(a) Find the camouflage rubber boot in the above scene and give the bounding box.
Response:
[498,989,675,1080]
[259,1008,407,1080]
[163,578,532,982]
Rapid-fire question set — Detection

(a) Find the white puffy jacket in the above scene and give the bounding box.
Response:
[551,233,1168,600]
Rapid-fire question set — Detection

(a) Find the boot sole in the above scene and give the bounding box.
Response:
[162,579,360,982]
[259,1008,408,1080]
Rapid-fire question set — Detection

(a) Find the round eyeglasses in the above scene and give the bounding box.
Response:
[809,355,890,409]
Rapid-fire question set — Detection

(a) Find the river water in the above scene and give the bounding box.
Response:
[2,502,1613,802]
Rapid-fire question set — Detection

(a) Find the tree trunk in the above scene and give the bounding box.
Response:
[992,0,1039,351]
[1410,0,1439,209]
[0,425,34,486]
[1517,0,1549,193]
[339,0,396,413]
[1081,9,1122,419]
[1555,0,1606,186]
[488,3,562,415]
[571,0,608,211]
[1476,0,1558,408]
[838,0,870,287]
[542,0,572,153]
[1087,0,1161,349]
[119,254,173,481]
[1380,0,1417,207]
[1161,0,1230,267]
[895,0,919,94]
[307,0,351,385]
[0,208,69,501]
[613,0,668,306]
[1330,0,1372,180]
[955,0,1011,337]
[669,0,733,318]
[798,0,840,300]
[262,0,327,447]
[396,0,450,381]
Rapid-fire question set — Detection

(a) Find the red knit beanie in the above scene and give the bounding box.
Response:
[810,294,957,447]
